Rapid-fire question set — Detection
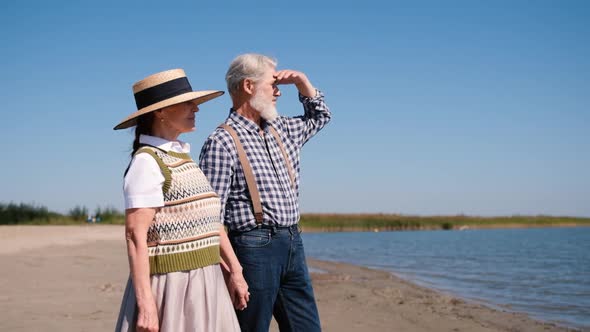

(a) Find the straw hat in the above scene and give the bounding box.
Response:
[113,69,224,130]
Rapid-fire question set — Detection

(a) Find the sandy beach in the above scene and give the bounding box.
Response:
[0,225,582,332]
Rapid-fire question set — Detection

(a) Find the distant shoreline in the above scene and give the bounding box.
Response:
[298,214,590,232]
[301,222,590,233]
[4,214,590,232]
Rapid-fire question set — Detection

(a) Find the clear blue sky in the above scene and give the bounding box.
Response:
[1,1,588,217]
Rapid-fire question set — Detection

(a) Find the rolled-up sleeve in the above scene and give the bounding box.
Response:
[281,89,332,147]
[123,153,165,209]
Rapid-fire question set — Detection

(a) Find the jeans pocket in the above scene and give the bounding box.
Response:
[231,229,272,248]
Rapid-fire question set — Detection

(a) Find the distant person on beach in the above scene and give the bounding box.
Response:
[113,69,247,332]
[199,53,331,332]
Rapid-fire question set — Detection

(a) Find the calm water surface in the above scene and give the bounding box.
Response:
[303,227,590,329]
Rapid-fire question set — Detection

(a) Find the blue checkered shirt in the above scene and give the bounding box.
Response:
[199,90,331,232]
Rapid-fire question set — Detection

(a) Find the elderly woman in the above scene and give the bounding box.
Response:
[113,69,248,332]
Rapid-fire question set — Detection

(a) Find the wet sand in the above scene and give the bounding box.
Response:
[0,225,583,332]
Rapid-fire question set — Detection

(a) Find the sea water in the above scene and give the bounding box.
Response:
[303,227,590,329]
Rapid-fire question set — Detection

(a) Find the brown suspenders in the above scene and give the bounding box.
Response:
[219,124,296,224]
[267,127,296,189]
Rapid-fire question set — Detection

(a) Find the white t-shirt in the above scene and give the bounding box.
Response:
[124,134,191,209]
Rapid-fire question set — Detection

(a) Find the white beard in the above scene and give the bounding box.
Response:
[250,90,278,122]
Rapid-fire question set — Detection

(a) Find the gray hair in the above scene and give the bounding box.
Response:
[225,53,277,98]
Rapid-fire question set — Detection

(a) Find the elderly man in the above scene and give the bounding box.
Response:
[199,53,331,332]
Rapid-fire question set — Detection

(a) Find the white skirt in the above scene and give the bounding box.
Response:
[115,264,240,332]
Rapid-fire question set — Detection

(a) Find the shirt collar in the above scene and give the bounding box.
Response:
[228,109,279,133]
[139,134,191,153]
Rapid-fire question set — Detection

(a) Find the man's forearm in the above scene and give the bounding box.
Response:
[296,80,316,98]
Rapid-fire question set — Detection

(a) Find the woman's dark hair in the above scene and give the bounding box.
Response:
[131,112,156,157]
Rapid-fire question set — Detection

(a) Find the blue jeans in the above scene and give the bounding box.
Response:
[229,224,321,332]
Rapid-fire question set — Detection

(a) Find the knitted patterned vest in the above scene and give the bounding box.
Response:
[135,146,221,275]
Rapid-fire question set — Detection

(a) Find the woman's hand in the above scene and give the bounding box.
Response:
[227,270,250,310]
[218,224,250,310]
[136,300,159,332]
[125,207,159,331]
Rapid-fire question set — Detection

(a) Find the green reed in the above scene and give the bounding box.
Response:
[299,214,590,231]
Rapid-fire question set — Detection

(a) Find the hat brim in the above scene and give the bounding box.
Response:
[113,90,224,130]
